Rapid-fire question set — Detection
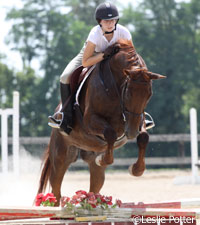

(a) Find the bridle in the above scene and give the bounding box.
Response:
[121,79,144,121]
[99,58,150,126]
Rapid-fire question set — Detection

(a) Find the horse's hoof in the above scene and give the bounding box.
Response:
[95,154,103,166]
[128,164,145,177]
[128,164,134,176]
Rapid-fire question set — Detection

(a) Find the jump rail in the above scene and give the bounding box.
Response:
[0,199,199,225]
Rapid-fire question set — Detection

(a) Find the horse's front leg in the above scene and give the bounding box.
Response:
[129,124,149,177]
[84,113,117,166]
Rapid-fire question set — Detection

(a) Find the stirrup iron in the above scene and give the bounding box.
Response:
[48,111,64,129]
[144,112,155,130]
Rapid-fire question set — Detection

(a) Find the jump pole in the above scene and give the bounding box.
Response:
[0,91,20,175]
[0,201,200,224]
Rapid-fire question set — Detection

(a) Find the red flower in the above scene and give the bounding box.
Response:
[76,190,87,196]
[100,195,106,203]
[88,194,97,205]
[95,193,101,199]
[43,193,57,203]
[90,203,97,208]
[75,190,87,202]
[35,193,44,206]
[35,193,57,206]
[116,199,122,207]
[60,196,70,207]
[35,191,122,210]
[104,196,113,205]
[70,195,80,205]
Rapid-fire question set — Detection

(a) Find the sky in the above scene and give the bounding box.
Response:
[0,0,24,70]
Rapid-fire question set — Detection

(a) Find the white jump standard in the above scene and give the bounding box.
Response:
[174,108,200,184]
[0,91,20,175]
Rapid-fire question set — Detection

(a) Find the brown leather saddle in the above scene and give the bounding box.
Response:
[61,66,92,111]
[69,66,91,94]
[69,61,112,98]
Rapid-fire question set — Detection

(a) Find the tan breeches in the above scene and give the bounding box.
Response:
[60,44,85,84]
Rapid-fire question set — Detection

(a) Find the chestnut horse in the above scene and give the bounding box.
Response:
[37,39,165,205]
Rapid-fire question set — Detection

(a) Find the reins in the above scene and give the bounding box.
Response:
[101,59,127,121]
[99,57,145,123]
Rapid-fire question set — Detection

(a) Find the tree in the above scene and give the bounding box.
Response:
[121,0,200,133]
[0,57,40,136]
[0,61,15,109]
[5,0,199,137]
[5,0,106,135]
[180,0,200,130]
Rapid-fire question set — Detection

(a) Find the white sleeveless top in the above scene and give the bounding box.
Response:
[86,24,132,52]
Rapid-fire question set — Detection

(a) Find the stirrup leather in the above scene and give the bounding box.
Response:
[144,112,155,130]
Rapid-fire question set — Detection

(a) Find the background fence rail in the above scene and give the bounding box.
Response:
[1,134,200,145]
[1,134,199,167]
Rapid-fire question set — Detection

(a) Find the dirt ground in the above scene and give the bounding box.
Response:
[0,168,199,207]
[61,169,200,203]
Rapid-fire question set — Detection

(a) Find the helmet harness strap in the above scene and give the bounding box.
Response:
[99,19,119,35]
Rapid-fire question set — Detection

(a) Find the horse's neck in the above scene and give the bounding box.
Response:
[98,60,125,96]
[110,65,125,87]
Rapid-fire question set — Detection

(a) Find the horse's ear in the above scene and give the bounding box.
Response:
[123,69,138,76]
[147,72,166,80]
[124,68,146,77]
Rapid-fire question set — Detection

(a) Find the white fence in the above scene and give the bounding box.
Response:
[190,108,200,184]
[173,108,200,184]
[0,91,20,175]
[0,95,199,181]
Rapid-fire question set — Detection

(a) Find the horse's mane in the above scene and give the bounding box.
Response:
[105,39,141,69]
[114,39,139,67]
[116,39,135,50]
[116,39,136,55]
[117,39,134,48]
[105,39,135,55]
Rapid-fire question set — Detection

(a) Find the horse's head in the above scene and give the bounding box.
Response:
[123,68,165,139]
[109,39,166,139]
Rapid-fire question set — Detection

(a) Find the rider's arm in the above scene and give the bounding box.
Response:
[82,41,104,67]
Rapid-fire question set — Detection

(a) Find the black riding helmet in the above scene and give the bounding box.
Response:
[95,2,119,34]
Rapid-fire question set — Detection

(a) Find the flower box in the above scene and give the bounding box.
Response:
[36,190,131,219]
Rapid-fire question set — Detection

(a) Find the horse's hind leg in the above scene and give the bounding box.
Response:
[80,150,106,193]
[49,143,78,205]
[129,125,149,177]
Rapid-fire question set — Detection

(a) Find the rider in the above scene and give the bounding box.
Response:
[48,2,154,134]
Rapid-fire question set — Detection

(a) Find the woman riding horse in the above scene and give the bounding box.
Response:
[38,38,165,205]
[48,2,154,134]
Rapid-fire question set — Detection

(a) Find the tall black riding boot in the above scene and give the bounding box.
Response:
[60,83,73,134]
[48,83,73,134]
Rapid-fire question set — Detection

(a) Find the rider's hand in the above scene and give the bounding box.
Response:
[103,44,120,59]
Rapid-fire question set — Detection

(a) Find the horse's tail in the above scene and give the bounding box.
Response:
[37,145,51,194]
